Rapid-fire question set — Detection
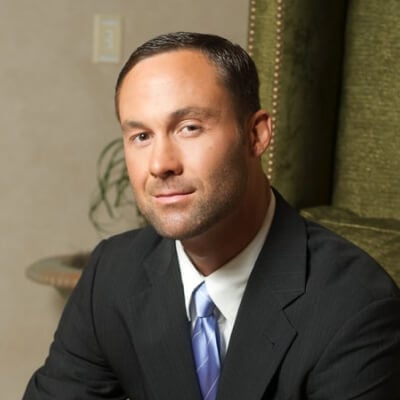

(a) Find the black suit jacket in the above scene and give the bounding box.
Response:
[24,192,400,399]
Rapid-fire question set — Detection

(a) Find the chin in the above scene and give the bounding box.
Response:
[150,219,209,241]
[152,226,195,240]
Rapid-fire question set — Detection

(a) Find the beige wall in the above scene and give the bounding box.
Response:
[0,1,248,397]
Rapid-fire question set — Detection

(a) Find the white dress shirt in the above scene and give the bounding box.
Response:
[176,190,276,358]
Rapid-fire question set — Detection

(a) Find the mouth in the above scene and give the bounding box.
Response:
[153,190,194,205]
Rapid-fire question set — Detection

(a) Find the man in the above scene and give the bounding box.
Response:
[24,32,400,399]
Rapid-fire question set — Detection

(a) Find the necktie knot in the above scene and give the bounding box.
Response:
[193,282,215,318]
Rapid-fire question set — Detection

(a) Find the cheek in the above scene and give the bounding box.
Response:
[184,136,229,165]
[125,154,147,191]
[188,147,235,191]
[181,145,218,182]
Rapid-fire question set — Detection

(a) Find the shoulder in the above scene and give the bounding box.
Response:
[96,225,165,264]
[303,218,399,304]
[296,221,400,397]
[272,189,398,300]
[102,224,162,252]
[77,226,172,295]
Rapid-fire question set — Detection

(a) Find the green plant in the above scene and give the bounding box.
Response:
[89,137,144,232]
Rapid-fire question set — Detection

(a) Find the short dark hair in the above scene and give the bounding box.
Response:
[115,32,261,123]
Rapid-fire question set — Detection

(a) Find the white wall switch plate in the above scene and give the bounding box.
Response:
[93,14,122,63]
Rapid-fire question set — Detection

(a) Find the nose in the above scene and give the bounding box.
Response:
[149,135,183,179]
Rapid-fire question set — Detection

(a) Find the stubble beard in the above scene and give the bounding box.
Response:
[133,145,248,240]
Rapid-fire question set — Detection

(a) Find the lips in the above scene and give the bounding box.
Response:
[146,178,196,204]
[154,190,192,197]
[152,189,194,205]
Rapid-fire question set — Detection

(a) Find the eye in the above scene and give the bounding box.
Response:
[130,132,151,145]
[180,124,203,136]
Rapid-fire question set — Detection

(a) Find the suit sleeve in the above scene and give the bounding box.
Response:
[23,240,127,400]
[307,296,400,400]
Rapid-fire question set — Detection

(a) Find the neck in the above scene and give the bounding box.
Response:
[181,180,271,276]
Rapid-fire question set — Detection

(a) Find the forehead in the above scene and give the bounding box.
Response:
[117,50,231,117]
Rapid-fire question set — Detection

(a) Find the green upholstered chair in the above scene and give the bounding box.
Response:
[248,0,400,285]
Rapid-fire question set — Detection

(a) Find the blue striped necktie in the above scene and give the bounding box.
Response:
[191,282,221,400]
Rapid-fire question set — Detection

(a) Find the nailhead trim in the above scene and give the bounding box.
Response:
[247,0,284,180]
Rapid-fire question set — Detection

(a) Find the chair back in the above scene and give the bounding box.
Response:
[332,0,400,219]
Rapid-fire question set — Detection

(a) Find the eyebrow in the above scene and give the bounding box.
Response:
[121,119,146,133]
[170,106,220,121]
[121,106,220,134]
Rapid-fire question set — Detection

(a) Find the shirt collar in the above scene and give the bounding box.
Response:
[176,190,276,324]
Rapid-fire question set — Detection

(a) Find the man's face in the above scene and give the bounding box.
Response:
[118,50,253,240]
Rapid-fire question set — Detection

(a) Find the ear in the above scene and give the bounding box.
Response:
[247,110,272,157]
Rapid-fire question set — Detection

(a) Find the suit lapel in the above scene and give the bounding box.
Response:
[126,238,201,400]
[217,191,307,400]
